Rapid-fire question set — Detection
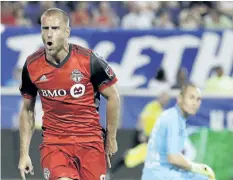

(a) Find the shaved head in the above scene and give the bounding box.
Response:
[41,8,70,27]
[40,8,71,57]
[180,83,199,97]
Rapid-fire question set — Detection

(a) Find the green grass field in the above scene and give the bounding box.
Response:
[190,129,233,180]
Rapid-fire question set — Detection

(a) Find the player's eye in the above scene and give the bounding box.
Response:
[52,27,59,30]
[42,27,49,30]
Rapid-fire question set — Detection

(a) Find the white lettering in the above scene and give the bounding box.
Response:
[7,34,42,68]
[6,35,90,69]
[58,89,66,96]
[40,89,67,97]
[69,37,89,48]
[41,90,48,97]
[5,32,233,89]
[160,35,200,85]
[111,35,199,88]
[191,31,233,88]
[94,41,115,60]
[47,90,58,97]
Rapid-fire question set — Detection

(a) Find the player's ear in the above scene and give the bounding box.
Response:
[65,27,71,38]
[177,94,182,104]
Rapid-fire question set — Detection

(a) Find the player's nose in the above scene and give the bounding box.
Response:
[47,28,52,38]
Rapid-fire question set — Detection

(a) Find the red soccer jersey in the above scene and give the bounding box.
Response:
[20,44,117,143]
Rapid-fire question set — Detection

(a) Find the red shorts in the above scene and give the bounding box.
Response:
[40,141,107,180]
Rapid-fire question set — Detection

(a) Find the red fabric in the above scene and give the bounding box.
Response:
[40,142,106,180]
[99,77,118,92]
[25,44,117,143]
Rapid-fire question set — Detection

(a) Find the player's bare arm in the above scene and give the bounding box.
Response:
[168,153,192,170]
[18,97,36,179]
[168,153,215,179]
[100,84,120,156]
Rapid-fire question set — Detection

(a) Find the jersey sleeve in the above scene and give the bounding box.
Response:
[90,52,118,92]
[19,62,38,99]
[166,118,180,154]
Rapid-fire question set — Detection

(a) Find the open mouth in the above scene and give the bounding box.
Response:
[47,42,53,46]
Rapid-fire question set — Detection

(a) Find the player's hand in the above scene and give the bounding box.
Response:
[202,164,216,180]
[18,155,34,180]
[191,163,215,179]
[105,137,118,168]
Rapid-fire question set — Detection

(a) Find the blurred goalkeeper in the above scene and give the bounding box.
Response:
[110,92,169,174]
[142,83,216,180]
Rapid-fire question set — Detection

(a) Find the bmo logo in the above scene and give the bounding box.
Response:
[39,84,85,98]
[40,89,66,97]
[70,84,85,98]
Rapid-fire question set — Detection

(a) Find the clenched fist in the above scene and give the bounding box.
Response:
[105,137,118,168]
[18,155,34,180]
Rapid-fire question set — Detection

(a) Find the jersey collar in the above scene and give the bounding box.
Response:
[45,44,72,68]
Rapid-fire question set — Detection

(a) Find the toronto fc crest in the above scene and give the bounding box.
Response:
[105,66,114,78]
[71,69,83,83]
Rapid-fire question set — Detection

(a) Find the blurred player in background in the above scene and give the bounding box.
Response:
[172,67,188,89]
[204,65,233,94]
[137,91,170,142]
[142,83,216,180]
[18,8,120,180]
[111,92,170,174]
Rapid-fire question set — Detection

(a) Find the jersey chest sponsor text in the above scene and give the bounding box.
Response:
[39,84,85,98]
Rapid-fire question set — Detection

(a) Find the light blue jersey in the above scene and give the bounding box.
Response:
[142,105,208,180]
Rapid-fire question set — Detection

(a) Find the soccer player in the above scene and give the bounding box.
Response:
[18,8,120,180]
[137,91,170,142]
[110,92,170,174]
[124,92,170,168]
[142,83,215,180]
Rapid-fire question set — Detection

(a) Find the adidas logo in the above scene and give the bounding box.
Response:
[40,75,47,81]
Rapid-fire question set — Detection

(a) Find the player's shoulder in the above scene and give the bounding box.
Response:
[72,43,92,58]
[71,44,94,75]
[26,47,45,66]
[160,107,177,118]
[72,44,107,65]
[159,107,178,124]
